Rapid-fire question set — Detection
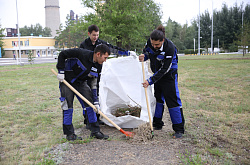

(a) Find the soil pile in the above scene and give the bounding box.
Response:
[112,105,141,117]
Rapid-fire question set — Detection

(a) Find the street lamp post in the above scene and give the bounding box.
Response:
[211,0,213,54]
[194,38,195,52]
[242,11,244,56]
[218,39,219,51]
[16,0,22,65]
[198,0,201,55]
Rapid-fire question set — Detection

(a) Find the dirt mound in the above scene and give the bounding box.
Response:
[44,111,195,165]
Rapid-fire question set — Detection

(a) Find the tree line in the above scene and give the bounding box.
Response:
[55,1,250,54]
[19,23,52,37]
[1,1,250,55]
[0,24,5,56]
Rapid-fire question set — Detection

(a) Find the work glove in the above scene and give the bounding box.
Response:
[57,73,65,82]
[94,102,100,113]
[128,51,137,59]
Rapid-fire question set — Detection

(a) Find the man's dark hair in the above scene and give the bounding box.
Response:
[150,25,165,41]
[156,24,165,37]
[88,25,99,33]
[94,44,110,55]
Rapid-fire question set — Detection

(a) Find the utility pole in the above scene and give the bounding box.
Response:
[194,38,195,52]
[198,0,201,55]
[242,11,244,56]
[16,0,22,65]
[211,0,213,54]
[218,39,219,50]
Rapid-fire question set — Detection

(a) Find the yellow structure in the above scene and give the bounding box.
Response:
[3,36,59,58]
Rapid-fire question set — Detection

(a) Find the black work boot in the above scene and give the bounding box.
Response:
[90,122,109,140]
[90,132,109,139]
[153,117,165,130]
[66,134,82,141]
[173,132,183,139]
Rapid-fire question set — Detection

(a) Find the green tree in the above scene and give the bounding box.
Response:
[235,22,250,56]
[184,20,198,50]
[55,16,86,49]
[212,3,248,51]
[165,18,186,50]
[19,23,51,37]
[200,10,211,51]
[0,24,5,57]
[82,0,162,51]
[165,18,175,40]
[27,50,35,64]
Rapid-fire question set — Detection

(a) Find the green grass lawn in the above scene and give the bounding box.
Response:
[179,53,250,164]
[0,53,249,164]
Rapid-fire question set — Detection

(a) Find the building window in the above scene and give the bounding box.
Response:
[12,41,18,46]
[20,41,23,46]
[24,40,29,46]
[55,41,58,46]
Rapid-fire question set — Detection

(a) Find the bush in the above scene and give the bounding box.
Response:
[181,49,198,54]
[28,51,35,64]
[229,43,238,52]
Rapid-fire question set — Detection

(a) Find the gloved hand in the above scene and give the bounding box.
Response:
[139,54,145,62]
[129,51,137,59]
[57,73,65,82]
[94,102,100,113]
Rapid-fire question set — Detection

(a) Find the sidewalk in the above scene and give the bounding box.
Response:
[0,57,57,66]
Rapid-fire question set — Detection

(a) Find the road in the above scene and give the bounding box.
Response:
[0,54,186,66]
[0,57,58,66]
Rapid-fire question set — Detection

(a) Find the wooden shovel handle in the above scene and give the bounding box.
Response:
[51,69,122,131]
[141,62,154,131]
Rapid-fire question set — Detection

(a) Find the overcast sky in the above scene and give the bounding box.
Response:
[0,0,248,29]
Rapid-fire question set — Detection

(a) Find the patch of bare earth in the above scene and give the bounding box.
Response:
[45,110,196,165]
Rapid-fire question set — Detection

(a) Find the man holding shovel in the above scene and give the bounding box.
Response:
[56,44,110,141]
[80,24,129,127]
[139,25,185,139]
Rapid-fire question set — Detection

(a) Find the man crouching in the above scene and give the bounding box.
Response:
[56,44,110,141]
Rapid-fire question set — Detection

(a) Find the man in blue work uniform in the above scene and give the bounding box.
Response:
[139,25,185,139]
[80,25,129,127]
[56,44,110,140]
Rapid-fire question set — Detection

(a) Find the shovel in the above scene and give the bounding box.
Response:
[51,69,134,138]
[141,62,154,138]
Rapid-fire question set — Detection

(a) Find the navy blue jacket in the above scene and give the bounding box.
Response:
[80,37,125,54]
[143,38,178,85]
[56,48,101,83]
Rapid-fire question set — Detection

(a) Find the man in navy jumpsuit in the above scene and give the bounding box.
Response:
[56,44,110,140]
[80,25,128,126]
[139,25,185,138]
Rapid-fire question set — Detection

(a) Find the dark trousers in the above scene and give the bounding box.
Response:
[154,70,185,133]
[59,80,95,135]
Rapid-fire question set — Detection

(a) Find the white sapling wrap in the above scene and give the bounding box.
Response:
[99,56,156,128]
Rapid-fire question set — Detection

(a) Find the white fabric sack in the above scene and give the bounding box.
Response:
[99,56,156,128]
